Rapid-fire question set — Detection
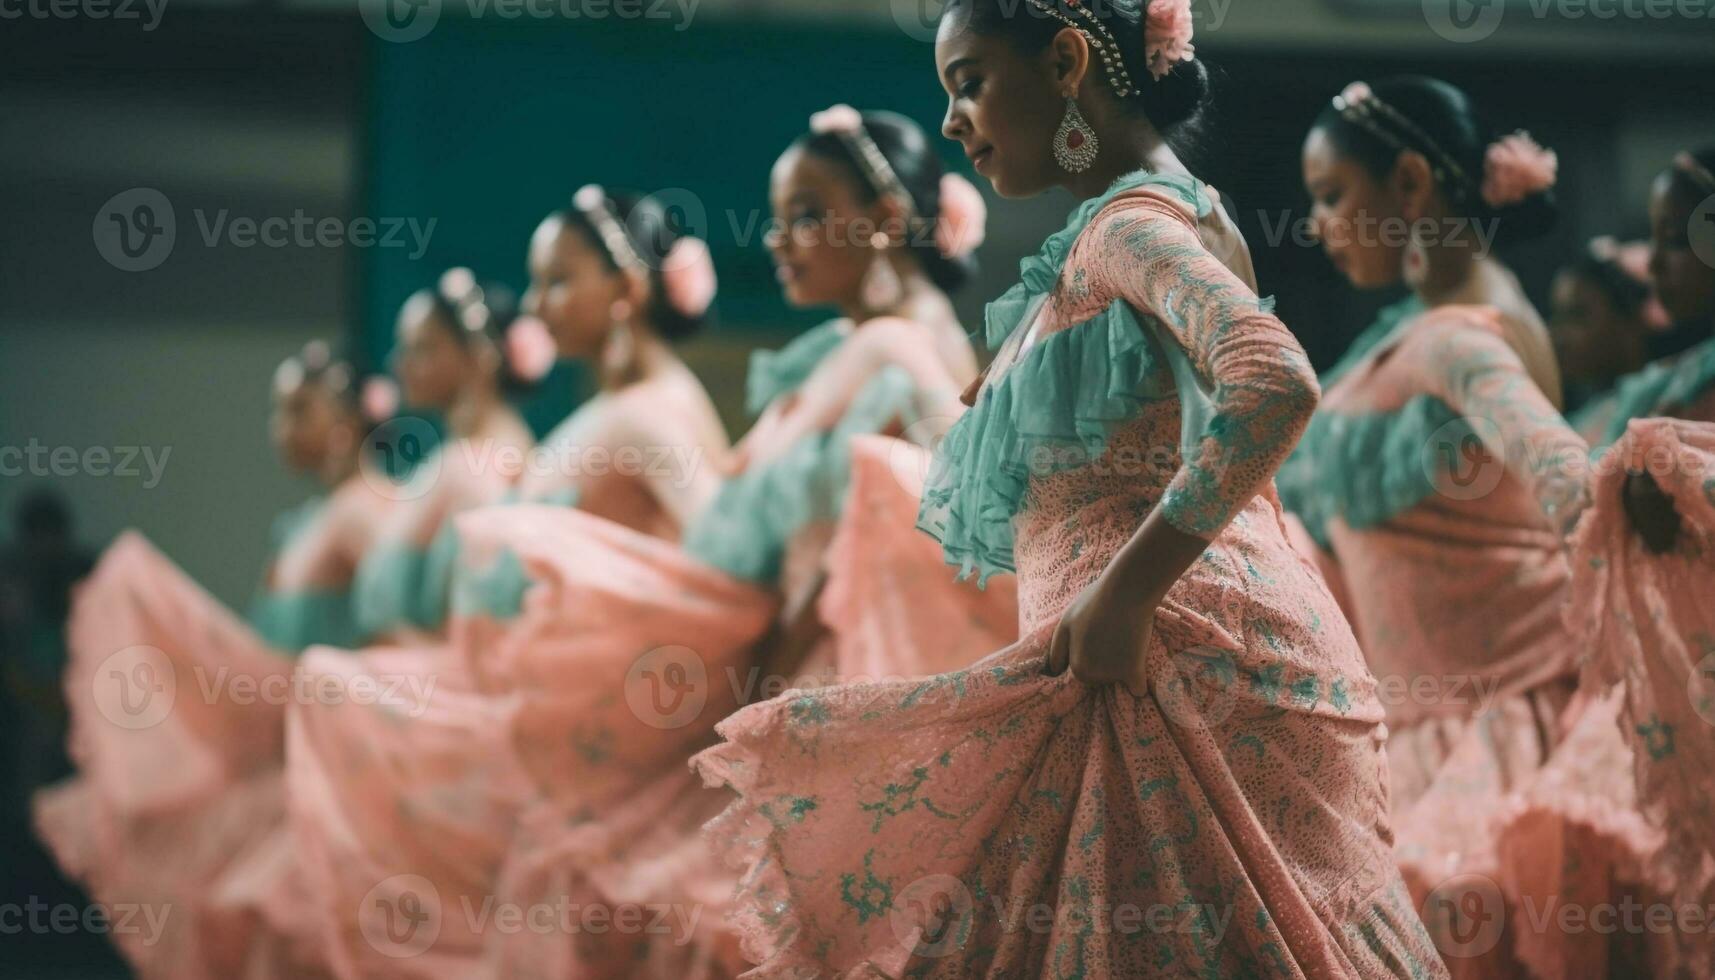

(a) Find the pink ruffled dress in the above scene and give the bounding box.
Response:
[693,172,1447,977]
[31,470,394,980]
[1491,407,1715,980]
[284,384,734,980]
[1284,297,1600,974]
[274,318,1010,978]
[470,322,1018,980]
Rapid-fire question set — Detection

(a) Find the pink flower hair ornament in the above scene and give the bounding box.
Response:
[1143,0,1196,81]
[1481,131,1558,209]
[659,236,718,320]
[503,314,559,385]
[809,104,863,136]
[936,173,988,260]
[361,375,400,424]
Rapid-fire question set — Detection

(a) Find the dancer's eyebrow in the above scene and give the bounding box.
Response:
[942,57,979,83]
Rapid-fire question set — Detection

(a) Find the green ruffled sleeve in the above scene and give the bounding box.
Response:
[744,320,849,417]
[684,365,921,584]
[248,590,365,653]
[443,486,579,623]
[1277,296,1429,542]
[917,302,1176,585]
[244,497,364,652]
[1593,337,1715,448]
[351,540,436,637]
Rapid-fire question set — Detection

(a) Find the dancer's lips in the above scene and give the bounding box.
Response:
[968,146,994,172]
[775,263,800,284]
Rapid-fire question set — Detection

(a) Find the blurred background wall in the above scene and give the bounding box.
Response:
[0,6,1711,969]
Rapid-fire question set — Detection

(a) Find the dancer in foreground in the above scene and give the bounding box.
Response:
[694,3,1447,975]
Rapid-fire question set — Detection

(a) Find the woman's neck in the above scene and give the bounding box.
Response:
[840,260,952,331]
[318,451,359,489]
[1062,113,1185,201]
[446,383,503,439]
[598,322,675,392]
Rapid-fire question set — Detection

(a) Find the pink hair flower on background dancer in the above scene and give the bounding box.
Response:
[1482,130,1559,209]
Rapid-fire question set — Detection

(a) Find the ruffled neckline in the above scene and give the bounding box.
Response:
[987,169,1211,350]
[744,319,850,417]
[1595,336,1715,447]
[917,169,1218,585]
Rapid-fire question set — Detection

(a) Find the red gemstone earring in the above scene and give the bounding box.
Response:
[1053,96,1099,174]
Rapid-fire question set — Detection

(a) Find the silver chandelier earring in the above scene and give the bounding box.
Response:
[1053,96,1099,174]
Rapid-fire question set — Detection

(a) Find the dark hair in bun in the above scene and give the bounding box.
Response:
[420,269,540,395]
[560,189,712,342]
[277,340,358,411]
[1314,75,1558,246]
[946,0,1212,145]
[797,109,977,294]
[1665,144,1715,201]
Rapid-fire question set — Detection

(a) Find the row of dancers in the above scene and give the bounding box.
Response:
[34,1,1715,976]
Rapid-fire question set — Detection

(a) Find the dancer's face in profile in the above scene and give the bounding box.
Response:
[1549,270,1634,387]
[393,293,478,410]
[767,145,892,309]
[1648,172,1715,326]
[270,372,343,475]
[525,215,636,359]
[935,7,1067,199]
[1302,127,1409,289]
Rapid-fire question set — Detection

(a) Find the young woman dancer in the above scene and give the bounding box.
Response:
[33,342,393,979]
[694,5,1447,976]
[1489,146,1715,980]
[462,109,1008,980]
[347,272,538,642]
[282,188,736,980]
[1288,79,1605,977]
[1567,148,1715,453]
[1550,237,1666,423]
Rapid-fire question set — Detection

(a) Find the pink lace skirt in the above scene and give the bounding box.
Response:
[483,440,1020,978]
[693,513,1448,980]
[1488,418,1715,979]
